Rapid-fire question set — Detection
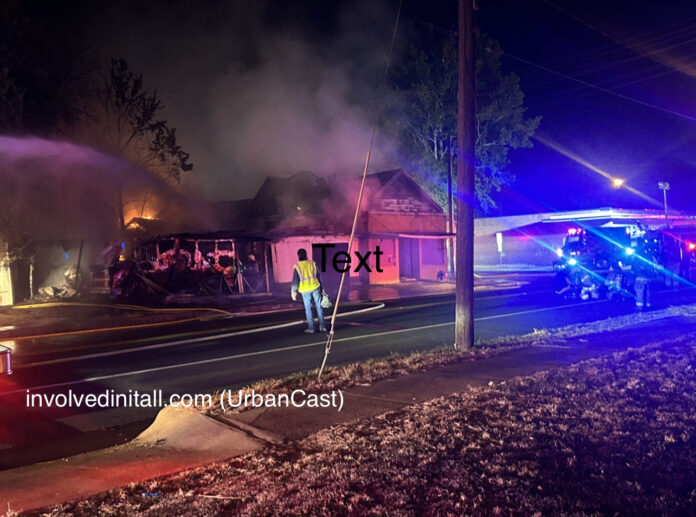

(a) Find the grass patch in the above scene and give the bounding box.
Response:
[201,303,696,416]
[33,330,696,515]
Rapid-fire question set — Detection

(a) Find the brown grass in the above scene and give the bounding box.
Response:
[202,304,696,416]
[31,330,696,516]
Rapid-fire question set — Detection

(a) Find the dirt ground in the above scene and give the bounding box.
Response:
[25,332,696,516]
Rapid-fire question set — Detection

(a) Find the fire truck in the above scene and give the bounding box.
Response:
[553,224,696,301]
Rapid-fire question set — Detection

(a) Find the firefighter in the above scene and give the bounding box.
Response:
[660,234,681,287]
[604,261,625,302]
[632,255,656,310]
[679,243,694,283]
[291,248,326,333]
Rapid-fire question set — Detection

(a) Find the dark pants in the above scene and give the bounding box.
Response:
[635,276,650,308]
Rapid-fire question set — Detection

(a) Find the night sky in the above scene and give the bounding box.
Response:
[9,0,696,215]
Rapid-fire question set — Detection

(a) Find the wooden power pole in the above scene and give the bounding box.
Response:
[456,0,475,350]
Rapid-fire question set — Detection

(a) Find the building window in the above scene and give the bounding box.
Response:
[422,239,445,265]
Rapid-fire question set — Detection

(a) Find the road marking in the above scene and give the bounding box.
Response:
[476,290,552,300]
[342,321,406,330]
[17,299,607,369]
[18,296,569,368]
[474,299,607,321]
[19,303,386,368]
[12,291,540,357]
[0,321,455,395]
[2,299,615,394]
[7,288,695,396]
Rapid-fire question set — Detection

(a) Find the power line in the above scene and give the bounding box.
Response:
[540,0,696,66]
[516,6,696,89]
[513,27,696,93]
[527,50,696,107]
[504,52,696,123]
[528,67,679,109]
[519,24,696,85]
[518,47,683,94]
[541,0,621,43]
[559,35,696,80]
[540,0,696,80]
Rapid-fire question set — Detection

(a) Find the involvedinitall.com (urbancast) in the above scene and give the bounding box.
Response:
[25,388,345,412]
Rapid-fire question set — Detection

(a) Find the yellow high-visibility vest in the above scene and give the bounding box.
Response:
[294,260,320,293]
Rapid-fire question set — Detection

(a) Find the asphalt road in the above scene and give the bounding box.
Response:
[2,279,695,469]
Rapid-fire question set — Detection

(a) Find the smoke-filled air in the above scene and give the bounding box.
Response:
[0,137,215,242]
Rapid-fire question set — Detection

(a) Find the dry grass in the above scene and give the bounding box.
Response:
[30,327,696,516]
[202,303,696,416]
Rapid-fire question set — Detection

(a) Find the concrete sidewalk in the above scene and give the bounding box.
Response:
[2,314,694,513]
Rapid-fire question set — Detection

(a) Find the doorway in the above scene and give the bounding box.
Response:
[399,237,420,280]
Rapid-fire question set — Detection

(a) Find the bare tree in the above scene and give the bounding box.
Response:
[77,58,193,230]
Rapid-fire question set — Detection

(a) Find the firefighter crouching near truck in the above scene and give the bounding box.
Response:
[291,248,327,334]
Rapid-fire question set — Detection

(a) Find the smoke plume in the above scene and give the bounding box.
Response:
[0,136,215,242]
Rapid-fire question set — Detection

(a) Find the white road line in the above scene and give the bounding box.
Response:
[20,303,386,368]
[1,321,453,395]
[18,299,607,371]
[2,299,615,395]
[475,290,552,300]
[474,299,607,321]
[14,292,563,368]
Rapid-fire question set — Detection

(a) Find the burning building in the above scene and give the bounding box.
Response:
[233,169,451,294]
[110,169,449,302]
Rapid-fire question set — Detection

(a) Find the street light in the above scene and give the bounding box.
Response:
[658,181,670,227]
[612,178,625,188]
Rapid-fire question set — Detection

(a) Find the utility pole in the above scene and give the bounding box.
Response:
[658,181,670,228]
[456,0,475,351]
[447,136,454,278]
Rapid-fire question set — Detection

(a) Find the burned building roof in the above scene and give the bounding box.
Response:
[228,169,444,235]
[360,169,443,214]
[213,198,252,229]
[240,171,337,233]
